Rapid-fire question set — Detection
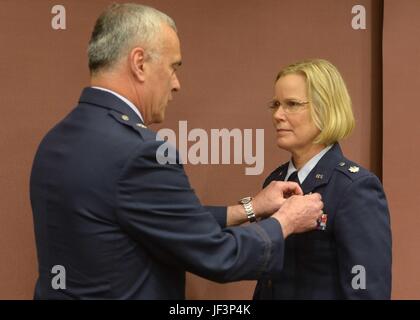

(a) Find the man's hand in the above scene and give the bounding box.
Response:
[252,181,303,219]
[272,193,324,238]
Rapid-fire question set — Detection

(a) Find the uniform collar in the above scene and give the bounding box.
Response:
[91,86,144,123]
[299,143,345,194]
[270,143,345,194]
[78,87,144,124]
[285,145,333,183]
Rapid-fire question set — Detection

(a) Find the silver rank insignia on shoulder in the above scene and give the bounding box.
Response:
[339,162,346,167]
[317,213,328,231]
[348,166,360,173]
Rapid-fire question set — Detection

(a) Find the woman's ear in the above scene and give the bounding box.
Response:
[129,47,146,82]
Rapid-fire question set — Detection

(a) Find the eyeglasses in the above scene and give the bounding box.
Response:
[268,99,309,114]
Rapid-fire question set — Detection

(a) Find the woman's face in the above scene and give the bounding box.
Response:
[272,73,321,153]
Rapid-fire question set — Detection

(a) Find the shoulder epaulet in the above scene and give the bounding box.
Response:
[334,159,370,181]
[108,110,153,140]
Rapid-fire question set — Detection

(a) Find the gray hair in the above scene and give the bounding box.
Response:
[87,3,177,74]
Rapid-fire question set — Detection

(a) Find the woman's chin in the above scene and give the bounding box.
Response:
[275,139,293,151]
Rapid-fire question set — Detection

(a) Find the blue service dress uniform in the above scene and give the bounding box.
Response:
[253,143,392,299]
[30,88,286,299]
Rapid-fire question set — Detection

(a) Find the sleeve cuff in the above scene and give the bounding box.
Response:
[204,206,227,229]
[251,218,285,278]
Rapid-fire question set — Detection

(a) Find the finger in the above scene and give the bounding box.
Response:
[307,192,322,200]
[283,182,303,196]
[283,191,293,199]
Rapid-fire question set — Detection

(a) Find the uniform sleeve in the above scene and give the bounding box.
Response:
[204,206,227,229]
[334,174,392,299]
[115,139,285,283]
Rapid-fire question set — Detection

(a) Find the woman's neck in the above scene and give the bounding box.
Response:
[291,143,326,170]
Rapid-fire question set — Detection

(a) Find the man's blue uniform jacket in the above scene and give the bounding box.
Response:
[30,88,285,299]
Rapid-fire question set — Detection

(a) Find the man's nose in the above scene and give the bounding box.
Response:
[172,74,181,92]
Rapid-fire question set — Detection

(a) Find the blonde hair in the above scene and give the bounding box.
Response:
[276,59,355,145]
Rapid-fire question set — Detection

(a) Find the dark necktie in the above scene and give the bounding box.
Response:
[287,171,300,185]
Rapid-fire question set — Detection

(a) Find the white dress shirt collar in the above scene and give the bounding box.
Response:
[91,86,144,123]
[285,145,333,183]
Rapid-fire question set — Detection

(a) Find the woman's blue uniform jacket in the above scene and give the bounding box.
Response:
[254,143,392,299]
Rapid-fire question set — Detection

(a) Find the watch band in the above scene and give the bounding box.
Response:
[239,197,257,223]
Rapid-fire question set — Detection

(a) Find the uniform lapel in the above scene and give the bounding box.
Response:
[263,162,289,187]
[300,143,345,195]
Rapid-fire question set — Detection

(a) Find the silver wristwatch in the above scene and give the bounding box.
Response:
[239,196,256,223]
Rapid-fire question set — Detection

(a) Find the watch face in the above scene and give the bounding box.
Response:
[240,197,252,204]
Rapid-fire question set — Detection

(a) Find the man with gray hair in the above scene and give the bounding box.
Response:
[30,3,323,299]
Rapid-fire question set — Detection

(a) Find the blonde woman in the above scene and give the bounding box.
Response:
[254,59,392,299]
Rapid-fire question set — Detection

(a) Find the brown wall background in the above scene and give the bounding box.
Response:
[383,0,420,300]
[0,0,416,299]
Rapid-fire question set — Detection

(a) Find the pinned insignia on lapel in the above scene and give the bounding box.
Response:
[348,166,360,173]
[317,213,328,231]
[315,174,323,179]
[121,115,130,121]
[339,162,346,167]
[136,123,147,129]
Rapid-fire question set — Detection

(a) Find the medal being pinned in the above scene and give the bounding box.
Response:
[317,212,328,231]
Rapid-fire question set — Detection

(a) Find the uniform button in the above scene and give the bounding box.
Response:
[121,115,129,121]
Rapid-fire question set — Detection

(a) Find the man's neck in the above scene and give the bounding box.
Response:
[90,74,132,101]
[90,74,146,122]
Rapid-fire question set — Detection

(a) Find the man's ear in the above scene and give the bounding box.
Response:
[130,47,146,82]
